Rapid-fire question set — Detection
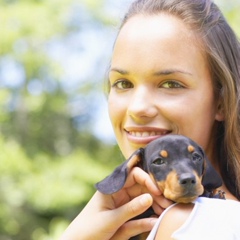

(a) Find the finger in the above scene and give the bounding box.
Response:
[153,194,174,209]
[152,195,174,215]
[125,167,161,195]
[110,217,158,240]
[111,193,153,225]
[152,201,166,216]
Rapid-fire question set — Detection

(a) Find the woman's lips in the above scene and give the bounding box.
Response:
[125,127,171,145]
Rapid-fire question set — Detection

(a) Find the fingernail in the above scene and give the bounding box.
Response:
[140,194,152,207]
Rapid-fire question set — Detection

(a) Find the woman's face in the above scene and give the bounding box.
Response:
[108,14,223,159]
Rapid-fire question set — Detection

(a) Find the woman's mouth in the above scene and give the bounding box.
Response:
[125,128,172,145]
[128,130,169,137]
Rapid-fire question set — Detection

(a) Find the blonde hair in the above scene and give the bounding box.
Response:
[120,0,240,199]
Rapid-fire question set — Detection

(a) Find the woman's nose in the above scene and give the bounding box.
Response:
[127,87,158,121]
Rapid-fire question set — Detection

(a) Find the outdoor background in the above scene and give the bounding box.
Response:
[0,0,239,239]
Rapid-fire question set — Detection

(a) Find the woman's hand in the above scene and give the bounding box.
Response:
[59,167,173,240]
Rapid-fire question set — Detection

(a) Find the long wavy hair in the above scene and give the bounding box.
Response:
[118,0,240,199]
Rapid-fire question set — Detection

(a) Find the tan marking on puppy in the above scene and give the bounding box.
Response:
[160,150,168,158]
[163,171,180,201]
[156,170,204,203]
[155,179,166,194]
[188,145,195,153]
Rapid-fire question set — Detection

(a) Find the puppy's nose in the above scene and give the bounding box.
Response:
[179,173,196,187]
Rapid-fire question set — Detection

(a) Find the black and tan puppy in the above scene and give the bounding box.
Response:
[96,134,224,203]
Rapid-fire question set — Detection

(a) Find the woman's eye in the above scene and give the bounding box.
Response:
[112,80,133,89]
[161,81,183,89]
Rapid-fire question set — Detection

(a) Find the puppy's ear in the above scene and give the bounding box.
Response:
[95,148,143,194]
[202,157,222,190]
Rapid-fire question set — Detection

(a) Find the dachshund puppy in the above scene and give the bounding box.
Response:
[96,134,224,203]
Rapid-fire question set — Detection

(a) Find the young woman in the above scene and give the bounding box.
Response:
[60,0,240,239]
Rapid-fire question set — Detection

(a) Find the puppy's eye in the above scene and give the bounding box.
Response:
[153,158,165,165]
[192,153,202,162]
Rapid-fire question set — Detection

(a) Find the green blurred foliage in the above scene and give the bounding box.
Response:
[0,135,122,239]
[0,0,239,239]
[0,0,75,157]
[217,0,240,37]
[0,0,123,239]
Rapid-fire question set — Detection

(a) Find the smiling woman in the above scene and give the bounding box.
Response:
[60,0,240,239]
[108,13,222,161]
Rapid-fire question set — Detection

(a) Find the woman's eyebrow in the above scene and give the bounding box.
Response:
[109,68,192,76]
[153,69,193,76]
[109,68,129,75]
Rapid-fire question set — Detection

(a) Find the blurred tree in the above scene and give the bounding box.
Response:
[0,0,116,157]
[0,0,74,156]
[0,135,121,240]
[0,0,123,239]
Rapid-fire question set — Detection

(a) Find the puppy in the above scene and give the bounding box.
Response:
[96,134,224,203]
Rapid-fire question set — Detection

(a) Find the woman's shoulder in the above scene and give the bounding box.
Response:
[196,196,240,208]
[148,197,240,240]
[194,197,240,216]
[172,198,240,239]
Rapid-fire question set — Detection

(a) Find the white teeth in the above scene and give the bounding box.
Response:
[129,131,167,137]
[142,132,149,137]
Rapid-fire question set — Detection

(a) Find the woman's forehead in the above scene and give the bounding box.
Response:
[111,14,208,80]
[118,14,194,41]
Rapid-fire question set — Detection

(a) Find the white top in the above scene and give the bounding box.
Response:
[147,197,240,240]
